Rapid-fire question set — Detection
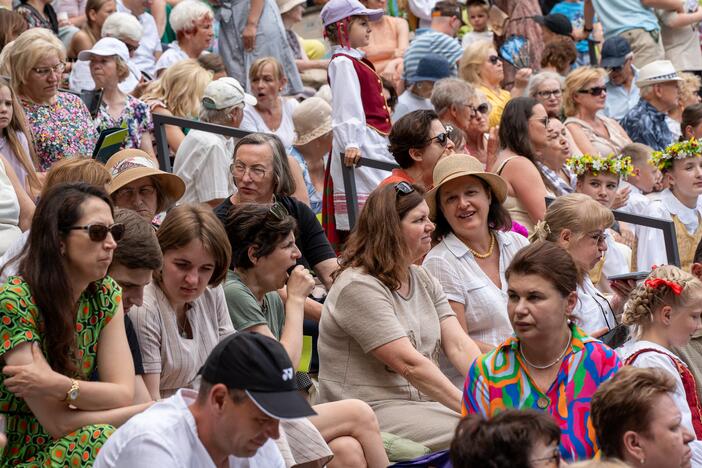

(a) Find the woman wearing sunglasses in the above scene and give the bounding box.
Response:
[0,183,152,466]
[423,155,528,383]
[459,40,532,130]
[317,182,481,451]
[564,67,632,157]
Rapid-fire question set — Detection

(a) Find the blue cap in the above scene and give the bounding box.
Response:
[412,56,452,83]
[600,36,632,69]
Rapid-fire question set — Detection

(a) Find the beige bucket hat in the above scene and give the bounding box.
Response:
[425,154,508,220]
[105,149,186,201]
[293,97,332,146]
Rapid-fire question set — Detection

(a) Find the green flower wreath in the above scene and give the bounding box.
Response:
[650,138,702,171]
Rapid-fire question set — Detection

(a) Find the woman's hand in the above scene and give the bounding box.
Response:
[612,185,631,210]
[286,265,315,303]
[344,147,362,167]
[609,279,637,314]
[243,23,257,52]
[2,342,70,401]
[513,68,533,94]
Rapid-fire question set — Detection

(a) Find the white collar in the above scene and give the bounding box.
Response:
[443,231,510,259]
[661,188,701,225]
[331,46,365,59]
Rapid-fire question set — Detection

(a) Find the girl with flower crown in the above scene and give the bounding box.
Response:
[638,138,702,272]
[619,265,702,465]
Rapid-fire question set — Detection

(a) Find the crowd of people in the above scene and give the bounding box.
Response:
[3,0,702,465]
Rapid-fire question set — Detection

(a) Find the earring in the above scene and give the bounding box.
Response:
[640,458,645,465]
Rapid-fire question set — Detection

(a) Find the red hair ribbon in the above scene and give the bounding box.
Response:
[645,277,683,295]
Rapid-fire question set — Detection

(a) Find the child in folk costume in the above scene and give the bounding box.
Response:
[638,138,702,272]
[619,265,702,465]
[320,0,396,248]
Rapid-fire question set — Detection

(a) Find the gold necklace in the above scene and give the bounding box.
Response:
[466,232,496,259]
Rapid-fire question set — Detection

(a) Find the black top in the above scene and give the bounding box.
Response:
[90,314,144,381]
[215,195,336,270]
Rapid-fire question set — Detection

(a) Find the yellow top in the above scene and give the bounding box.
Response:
[672,214,702,272]
[479,85,511,129]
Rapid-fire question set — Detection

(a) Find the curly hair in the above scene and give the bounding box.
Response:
[622,265,702,337]
[540,37,577,75]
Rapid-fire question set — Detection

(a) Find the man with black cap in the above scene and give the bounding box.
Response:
[534,13,573,43]
[94,333,316,467]
[601,35,640,121]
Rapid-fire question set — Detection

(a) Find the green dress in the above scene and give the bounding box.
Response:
[0,275,121,467]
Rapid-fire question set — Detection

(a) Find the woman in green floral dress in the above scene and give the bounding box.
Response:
[0,183,151,466]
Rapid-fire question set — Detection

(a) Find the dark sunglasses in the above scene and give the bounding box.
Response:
[394,181,415,196]
[578,86,607,96]
[425,132,449,147]
[471,103,490,115]
[69,223,125,242]
[488,55,500,65]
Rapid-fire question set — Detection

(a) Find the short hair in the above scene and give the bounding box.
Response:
[43,157,112,194]
[199,105,241,125]
[432,0,461,18]
[233,133,297,197]
[249,56,285,83]
[155,204,231,287]
[450,409,561,468]
[506,240,580,296]
[540,36,577,74]
[459,40,494,85]
[198,52,226,75]
[563,66,607,117]
[620,143,653,166]
[101,12,143,42]
[527,71,564,98]
[169,0,213,35]
[430,78,476,115]
[591,367,676,460]
[466,0,489,13]
[498,96,540,160]
[112,208,163,270]
[8,28,66,97]
[196,379,248,404]
[387,110,439,169]
[225,203,297,270]
[532,192,614,246]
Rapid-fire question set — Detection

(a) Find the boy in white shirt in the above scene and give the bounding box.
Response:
[462,0,493,49]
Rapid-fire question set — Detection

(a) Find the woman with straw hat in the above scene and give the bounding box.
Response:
[423,154,528,386]
[291,97,332,216]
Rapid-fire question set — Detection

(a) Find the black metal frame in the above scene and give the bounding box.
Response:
[340,153,399,229]
[152,113,252,172]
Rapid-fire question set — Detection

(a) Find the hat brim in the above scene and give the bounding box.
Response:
[247,389,317,420]
[78,49,120,61]
[294,119,332,146]
[108,167,186,201]
[279,0,306,14]
[412,75,445,83]
[600,56,626,69]
[425,171,508,220]
[636,77,683,87]
[323,7,384,26]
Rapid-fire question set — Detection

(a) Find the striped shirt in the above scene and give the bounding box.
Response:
[402,30,462,83]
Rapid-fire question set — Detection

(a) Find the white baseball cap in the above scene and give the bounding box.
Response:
[202,77,257,110]
[78,37,130,63]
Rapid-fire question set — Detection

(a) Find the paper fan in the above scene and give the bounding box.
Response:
[499,35,530,69]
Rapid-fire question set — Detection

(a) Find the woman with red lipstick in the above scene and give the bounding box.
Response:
[423,154,528,383]
[129,204,235,400]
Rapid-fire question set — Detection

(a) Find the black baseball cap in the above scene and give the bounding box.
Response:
[534,13,573,37]
[600,36,632,69]
[199,332,316,420]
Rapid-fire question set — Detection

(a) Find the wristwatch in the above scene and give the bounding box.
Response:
[65,379,80,403]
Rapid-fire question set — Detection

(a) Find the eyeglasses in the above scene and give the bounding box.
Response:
[589,231,608,245]
[68,223,125,242]
[424,132,449,147]
[268,197,289,220]
[578,86,607,96]
[488,55,500,65]
[530,448,560,467]
[537,89,562,99]
[114,185,156,202]
[394,181,415,196]
[469,103,490,116]
[232,162,268,182]
[31,62,66,77]
[530,116,550,128]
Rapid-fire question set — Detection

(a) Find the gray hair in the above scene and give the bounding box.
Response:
[527,71,564,98]
[169,0,213,33]
[199,104,242,125]
[639,84,654,100]
[233,133,296,197]
[430,78,476,115]
[102,12,143,42]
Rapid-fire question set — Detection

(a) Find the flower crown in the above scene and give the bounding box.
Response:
[650,138,702,171]
[565,154,634,178]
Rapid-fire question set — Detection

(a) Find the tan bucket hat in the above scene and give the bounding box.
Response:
[425,154,508,220]
[293,97,332,146]
[105,149,186,201]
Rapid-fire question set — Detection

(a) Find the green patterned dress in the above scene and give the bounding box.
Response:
[0,275,121,467]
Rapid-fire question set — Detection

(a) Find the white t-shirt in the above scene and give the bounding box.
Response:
[94,388,286,468]
[240,98,299,150]
[462,30,494,49]
[0,159,21,257]
[154,42,189,75]
[173,130,236,205]
[573,276,616,334]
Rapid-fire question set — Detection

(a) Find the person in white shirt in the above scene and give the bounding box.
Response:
[95,332,317,468]
[174,77,256,207]
[154,0,213,76]
[461,0,493,49]
[392,55,450,122]
[115,0,162,76]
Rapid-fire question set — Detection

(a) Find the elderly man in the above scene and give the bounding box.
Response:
[69,12,143,93]
[601,35,640,120]
[95,332,315,467]
[154,0,214,76]
[620,60,681,151]
[174,78,256,206]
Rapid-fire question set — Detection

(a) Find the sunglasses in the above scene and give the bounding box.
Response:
[68,223,125,242]
[470,103,490,115]
[578,86,607,96]
[425,132,449,147]
[488,55,500,65]
[394,181,415,196]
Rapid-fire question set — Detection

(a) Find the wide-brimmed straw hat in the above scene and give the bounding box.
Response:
[293,97,332,146]
[105,149,185,201]
[425,154,508,220]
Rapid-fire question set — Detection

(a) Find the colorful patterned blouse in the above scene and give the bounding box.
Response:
[0,275,120,466]
[94,95,153,151]
[21,92,97,171]
[462,324,622,462]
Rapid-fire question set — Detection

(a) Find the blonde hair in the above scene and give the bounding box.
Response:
[622,265,702,337]
[532,193,614,243]
[679,72,702,107]
[563,66,607,117]
[141,59,211,118]
[8,28,66,97]
[43,157,111,194]
[249,56,285,83]
[459,40,494,85]
[0,77,40,189]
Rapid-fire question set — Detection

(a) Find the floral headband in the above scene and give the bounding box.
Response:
[650,138,702,171]
[565,154,634,178]
[644,277,683,296]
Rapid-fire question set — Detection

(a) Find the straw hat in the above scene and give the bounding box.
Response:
[105,149,185,201]
[293,97,332,146]
[636,60,682,87]
[425,154,508,220]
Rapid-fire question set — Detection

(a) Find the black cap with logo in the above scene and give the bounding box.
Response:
[199,332,316,420]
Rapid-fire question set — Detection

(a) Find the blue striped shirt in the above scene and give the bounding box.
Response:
[402,29,463,83]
